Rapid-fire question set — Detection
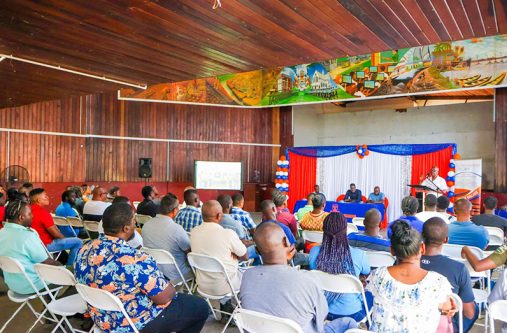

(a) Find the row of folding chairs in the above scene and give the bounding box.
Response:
[51,215,99,239]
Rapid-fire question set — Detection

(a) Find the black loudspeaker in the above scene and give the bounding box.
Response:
[138,158,152,178]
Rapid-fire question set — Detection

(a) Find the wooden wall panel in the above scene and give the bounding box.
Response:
[0,92,290,184]
[495,88,507,192]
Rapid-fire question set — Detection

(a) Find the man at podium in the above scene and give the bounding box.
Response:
[420,166,448,196]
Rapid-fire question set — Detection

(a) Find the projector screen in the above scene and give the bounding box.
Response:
[194,161,243,190]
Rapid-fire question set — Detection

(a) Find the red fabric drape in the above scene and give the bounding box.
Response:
[410,147,453,195]
[288,151,317,212]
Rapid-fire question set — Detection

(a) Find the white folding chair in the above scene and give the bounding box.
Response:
[450,293,463,333]
[141,247,193,293]
[53,216,77,237]
[302,230,323,244]
[365,251,396,268]
[308,271,371,326]
[34,264,89,333]
[135,214,151,227]
[347,223,359,234]
[82,220,100,239]
[187,252,241,333]
[0,256,61,333]
[485,226,504,247]
[489,300,507,333]
[351,217,365,228]
[133,201,141,210]
[67,216,86,239]
[234,308,304,333]
[75,283,139,333]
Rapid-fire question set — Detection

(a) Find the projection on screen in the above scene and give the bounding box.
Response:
[194,161,243,190]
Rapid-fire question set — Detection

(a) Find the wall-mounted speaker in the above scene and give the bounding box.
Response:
[138,158,152,178]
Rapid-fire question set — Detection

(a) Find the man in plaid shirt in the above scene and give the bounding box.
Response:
[230,193,256,238]
[175,189,203,232]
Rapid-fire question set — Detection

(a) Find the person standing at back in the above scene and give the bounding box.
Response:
[136,185,159,217]
[175,189,203,232]
[472,196,507,235]
[448,199,489,249]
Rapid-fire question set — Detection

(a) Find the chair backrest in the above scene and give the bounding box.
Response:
[234,308,304,333]
[187,252,227,274]
[135,214,151,226]
[34,263,77,286]
[67,216,84,228]
[347,223,359,234]
[133,201,141,209]
[83,220,100,233]
[365,251,396,268]
[75,284,139,333]
[442,244,483,260]
[351,217,364,228]
[53,216,70,227]
[489,300,507,333]
[336,194,345,202]
[302,230,323,244]
[141,247,176,265]
[485,226,504,246]
[450,293,463,333]
[0,255,26,274]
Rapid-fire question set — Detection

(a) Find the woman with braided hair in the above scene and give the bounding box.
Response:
[308,212,371,322]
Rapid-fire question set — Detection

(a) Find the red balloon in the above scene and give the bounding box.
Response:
[447,181,455,187]
[454,153,461,160]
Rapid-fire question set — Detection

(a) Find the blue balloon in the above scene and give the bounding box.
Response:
[449,163,455,168]
[447,207,454,214]
[447,191,455,198]
[283,176,288,180]
[450,176,455,182]
[446,176,451,181]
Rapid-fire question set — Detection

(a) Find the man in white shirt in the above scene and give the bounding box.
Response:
[421,166,448,196]
[416,194,445,222]
[190,200,247,296]
[142,193,193,283]
[83,186,111,221]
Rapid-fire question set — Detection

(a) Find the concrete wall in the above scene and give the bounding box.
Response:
[293,101,496,189]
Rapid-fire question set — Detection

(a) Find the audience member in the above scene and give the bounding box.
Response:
[260,200,308,266]
[348,208,390,252]
[240,222,358,333]
[472,196,507,234]
[81,184,92,203]
[6,187,25,205]
[18,182,33,200]
[142,194,193,283]
[30,188,83,265]
[367,186,385,203]
[272,189,298,237]
[387,196,424,238]
[75,203,208,333]
[296,193,314,220]
[136,185,159,217]
[55,189,83,237]
[0,200,61,294]
[461,243,507,273]
[175,189,203,232]
[180,186,203,209]
[97,196,143,249]
[309,212,370,322]
[83,186,111,222]
[448,199,489,249]
[344,183,362,203]
[217,194,246,239]
[366,220,455,332]
[190,200,247,315]
[421,217,478,332]
[437,195,457,223]
[0,192,5,225]
[106,186,120,203]
[230,193,256,237]
[70,186,86,214]
[300,193,329,231]
[415,194,442,222]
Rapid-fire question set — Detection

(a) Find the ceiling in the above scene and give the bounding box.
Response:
[1,0,506,108]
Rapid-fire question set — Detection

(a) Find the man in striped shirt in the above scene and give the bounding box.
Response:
[230,193,256,238]
[175,189,203,232]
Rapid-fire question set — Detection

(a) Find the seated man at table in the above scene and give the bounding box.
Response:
[344,183,362,203]
[300,193,329,231]
[348,208,390,252]
[367,186,385,204]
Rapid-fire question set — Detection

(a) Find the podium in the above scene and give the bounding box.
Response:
[408,184,437,213]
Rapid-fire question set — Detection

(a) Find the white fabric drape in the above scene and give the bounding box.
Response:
[317,151,412,222]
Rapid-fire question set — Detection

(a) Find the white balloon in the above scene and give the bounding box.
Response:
[450,186,455,192]
[275,183,281,188]
[448,202,454,208]
[358,149,363,154]
[277,161,282,166]
[449,159,455,164]
[447,171,455,177]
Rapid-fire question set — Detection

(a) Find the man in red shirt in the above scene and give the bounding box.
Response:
[0,192,5,229]
[30,188,83,265]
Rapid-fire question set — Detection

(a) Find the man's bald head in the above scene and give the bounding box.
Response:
[202,200,223,223]
[92,186,106,201]
[363,208,381,229]
[254,222,290,263]
[422,217,448,247]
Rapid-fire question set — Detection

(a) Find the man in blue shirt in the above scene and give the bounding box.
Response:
[421,217,477,332]
[367,186,385,203]
[448,199,489,249]
[348,208,390,252]
[344,183,362,203]
[230,193,256,238]
[55,189,82,237]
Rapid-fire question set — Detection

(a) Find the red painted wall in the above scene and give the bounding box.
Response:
[30,182,241,213]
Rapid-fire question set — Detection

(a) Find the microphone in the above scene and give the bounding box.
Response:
[426,173,431,178]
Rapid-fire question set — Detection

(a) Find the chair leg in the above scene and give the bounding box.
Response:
[0,302,27,333]
[220,309,235,333]
[205,298,218,320]
[51,317,66,333]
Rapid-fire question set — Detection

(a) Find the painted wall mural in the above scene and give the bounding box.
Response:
[119,34,507,107]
